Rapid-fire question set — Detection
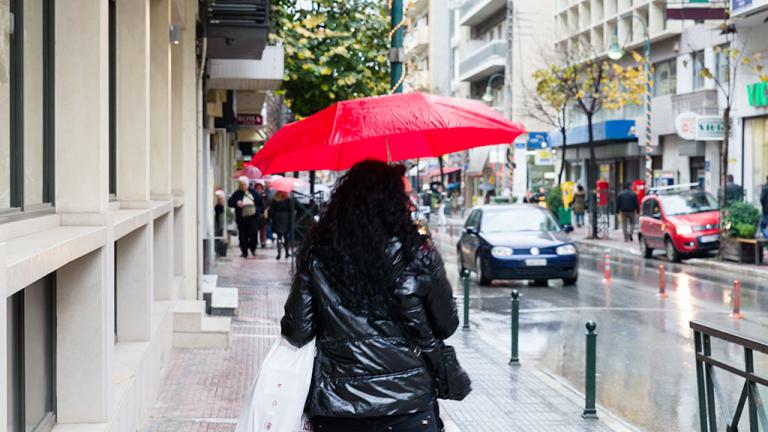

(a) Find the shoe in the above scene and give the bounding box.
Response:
[250,248,256,255]
[286,252,291,258]
[261,244,266,249]
[240,252,247,258]
[276,253,281,260]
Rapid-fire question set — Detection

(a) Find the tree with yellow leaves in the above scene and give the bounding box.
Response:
[533,47,645,237]
[270,0,390,118]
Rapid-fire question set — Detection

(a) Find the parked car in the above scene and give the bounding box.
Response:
[638,188,720,262]
[457,205,579,286]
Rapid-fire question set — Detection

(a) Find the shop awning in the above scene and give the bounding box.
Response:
[426,167,461,178]
[466,147,490,176]
[548,120,635,147]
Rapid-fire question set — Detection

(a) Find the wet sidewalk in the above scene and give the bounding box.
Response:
[143,244,636,432]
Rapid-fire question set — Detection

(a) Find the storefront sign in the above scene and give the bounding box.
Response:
[696,116,730,141]
[527,132,550,150]
[535,149,554,165]
[675,112,697,140]
[747,81,768,108]
[236,113,263,126]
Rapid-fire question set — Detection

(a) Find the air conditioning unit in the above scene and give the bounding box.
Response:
[205,0,270,60]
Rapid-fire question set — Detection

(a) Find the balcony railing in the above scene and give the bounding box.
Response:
[459,40,506,81]
[459,0,506,26]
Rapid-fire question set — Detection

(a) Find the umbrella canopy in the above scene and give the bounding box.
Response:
[270,177,307,193]
[232,165,263,180]
[249,92,525,174]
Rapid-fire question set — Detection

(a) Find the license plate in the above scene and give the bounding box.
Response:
[700,234,720,243]
[525,259,547,266]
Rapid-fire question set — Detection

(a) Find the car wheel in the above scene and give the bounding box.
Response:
[531,279,548,287]
[476,255,491,286]
[640,235,653,259]
[563,275,578,286]
[665,238,682,263]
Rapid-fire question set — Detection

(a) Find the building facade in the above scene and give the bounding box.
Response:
[451,0,555,202]
[1,1,281,431]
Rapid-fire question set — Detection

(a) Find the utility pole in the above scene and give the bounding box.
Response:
[390,0,405,94]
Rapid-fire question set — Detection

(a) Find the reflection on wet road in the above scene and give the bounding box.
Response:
[436,234,768,432]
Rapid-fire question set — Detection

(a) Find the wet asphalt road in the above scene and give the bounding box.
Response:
[435,232,768,432]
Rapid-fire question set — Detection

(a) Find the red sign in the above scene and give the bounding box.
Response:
[237,114,263,126]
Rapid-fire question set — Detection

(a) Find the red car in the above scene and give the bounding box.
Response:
[638,188,720,262]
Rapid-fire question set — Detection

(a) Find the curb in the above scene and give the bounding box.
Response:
[576,239,768,279]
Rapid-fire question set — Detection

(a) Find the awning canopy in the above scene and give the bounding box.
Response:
[426,167,461,178]
[466,147,490,176]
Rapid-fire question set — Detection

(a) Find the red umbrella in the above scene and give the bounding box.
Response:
[232,165,263,180]
[270,177,307,193]
[249,92,525,174]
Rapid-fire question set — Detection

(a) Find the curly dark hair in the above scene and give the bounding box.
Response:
[299,160,423,317]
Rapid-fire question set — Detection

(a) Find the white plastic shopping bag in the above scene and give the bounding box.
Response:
[236,337,316,432]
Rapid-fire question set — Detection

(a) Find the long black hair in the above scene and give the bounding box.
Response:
[299,160,423,317]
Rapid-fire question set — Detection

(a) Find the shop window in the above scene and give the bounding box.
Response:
[6,277,56,432]
[653,58,676,96]
[691,50,705,90]
[748,117,768,202]
[3,0,55,217]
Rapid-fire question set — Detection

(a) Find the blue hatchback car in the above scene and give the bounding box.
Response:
[457,205,579,286]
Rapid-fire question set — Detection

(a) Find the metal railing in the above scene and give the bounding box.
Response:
[458,40,506,78]
[690,320,768,432]
[459,0,488,19]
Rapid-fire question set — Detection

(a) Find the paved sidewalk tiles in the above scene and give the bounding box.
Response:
[144,247,634,431]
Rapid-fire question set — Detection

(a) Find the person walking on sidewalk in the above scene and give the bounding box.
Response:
[254,183,270,248]
[617,182,639,242]
[572,184,586,228]
[269,191,293,260]
[228,176,264,258]
[281,160,461,432]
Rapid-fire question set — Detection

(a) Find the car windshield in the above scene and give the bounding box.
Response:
[660,192,718,216]
[482,207,561,233]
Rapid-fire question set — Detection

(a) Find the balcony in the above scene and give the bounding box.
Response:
[207,45,284,91]
[404,24,430,57]
[408,70,431,91]
[459,0,506,27]
[458,40,506,83]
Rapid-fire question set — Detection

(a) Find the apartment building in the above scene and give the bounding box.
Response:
[551,0,730,196]
[1,1,281,431]
[451,0,554,201]
[405,0,451,95]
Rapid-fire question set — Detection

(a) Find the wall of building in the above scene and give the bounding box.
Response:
[2,0,200,430]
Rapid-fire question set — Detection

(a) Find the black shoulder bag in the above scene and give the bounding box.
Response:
[387,296,472,401]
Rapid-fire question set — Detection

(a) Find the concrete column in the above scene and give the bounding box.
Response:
[55,0,109,214]
[116,225,153,341]
[150,0,172,197]
[117,0,151,202]
[178,0,199,299]
[56,247,113,423]
[0,243,7,427]
[154,213,173,300]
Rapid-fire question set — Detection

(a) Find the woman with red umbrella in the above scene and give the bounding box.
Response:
[280,160,468,431]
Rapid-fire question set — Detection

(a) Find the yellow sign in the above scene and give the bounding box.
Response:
[562,181,575,209]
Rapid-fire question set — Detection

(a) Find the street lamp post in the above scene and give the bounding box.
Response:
[608,16,653,188]
[483,73,506,197]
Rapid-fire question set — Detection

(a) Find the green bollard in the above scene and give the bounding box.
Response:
[582,320,598,419]
[509,290,520,365]
[462,269,470,331]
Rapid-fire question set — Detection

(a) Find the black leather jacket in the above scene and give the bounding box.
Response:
[281,238,459,418]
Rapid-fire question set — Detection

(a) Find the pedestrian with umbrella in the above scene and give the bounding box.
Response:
[269,190,293,260]
[228,176,264,258]
[281,161,470,431]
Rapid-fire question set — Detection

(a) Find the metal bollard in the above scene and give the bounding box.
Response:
[462,269,471,331]
[603,254,611,282]
[509,290,520,365]
[658,265,668,298]
[731,280,743,320]
[582,321,598,419]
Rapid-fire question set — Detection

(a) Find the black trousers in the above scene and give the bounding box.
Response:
[312,409,439,432]
[238,216,259,255]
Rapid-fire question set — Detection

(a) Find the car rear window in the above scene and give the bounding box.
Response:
[482,208,560,233]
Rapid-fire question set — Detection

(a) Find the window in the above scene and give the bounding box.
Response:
[715,44,730,85]
[7,277,56,432]
[653,59,676,96]
[2,0,54,216]
[109,0,116,196]
[691,50,705,90]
